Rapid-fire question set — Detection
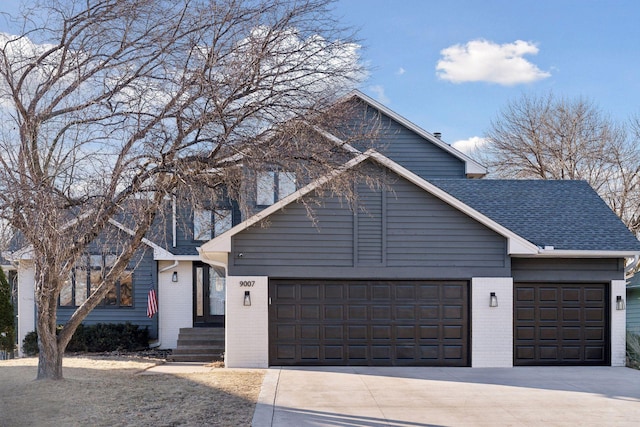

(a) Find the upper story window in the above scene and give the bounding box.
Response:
[256,171,296,206]
[59,254,133,308]
[193,208,233,241]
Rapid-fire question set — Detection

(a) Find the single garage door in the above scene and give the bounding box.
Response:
[269,280,469,366]
[514,283,609,366]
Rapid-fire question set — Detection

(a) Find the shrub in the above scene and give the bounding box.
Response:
[22,323,149,355]
[628,331,640,369]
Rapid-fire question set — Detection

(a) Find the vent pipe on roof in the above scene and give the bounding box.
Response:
[433,132,442,139]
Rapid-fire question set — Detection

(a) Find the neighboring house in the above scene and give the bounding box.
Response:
[626,276,640,334]
[6,90,640,368]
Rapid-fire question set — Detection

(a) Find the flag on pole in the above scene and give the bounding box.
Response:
[147,287,158,318]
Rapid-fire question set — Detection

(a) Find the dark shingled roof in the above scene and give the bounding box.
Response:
[430,179,640,252]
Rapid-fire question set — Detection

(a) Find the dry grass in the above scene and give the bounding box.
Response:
[0,356,264,427]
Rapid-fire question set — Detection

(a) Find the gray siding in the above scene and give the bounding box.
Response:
[386,177,507,268]
[512,258,625,282]
[56,247,158,339]
[349,100,467,179]
[627,288,640,334]
[229,164,509,279]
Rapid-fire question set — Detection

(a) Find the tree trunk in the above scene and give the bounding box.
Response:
[36,339,63,380]
[36,320,63,380]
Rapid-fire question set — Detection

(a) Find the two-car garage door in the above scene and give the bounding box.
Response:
[269,280,469,366]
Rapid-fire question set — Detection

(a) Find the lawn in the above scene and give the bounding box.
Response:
[0,356,264,426]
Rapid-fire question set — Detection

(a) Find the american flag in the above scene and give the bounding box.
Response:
[147,287,158,318]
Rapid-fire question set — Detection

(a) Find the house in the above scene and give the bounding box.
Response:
[7,90,640,368]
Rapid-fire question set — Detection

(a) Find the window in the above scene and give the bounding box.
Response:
[193,208,233,241]
[256,171,296,206]
[59,254,133,307]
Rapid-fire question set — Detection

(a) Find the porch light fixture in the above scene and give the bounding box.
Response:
[244,291,251,306]
[172,271,178,282]
[489,292,498,308]
[616,295,626,310]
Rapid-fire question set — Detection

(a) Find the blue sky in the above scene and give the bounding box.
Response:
[1,1,639,153]
[334,0,640,152]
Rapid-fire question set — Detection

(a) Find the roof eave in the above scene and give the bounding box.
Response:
[518,249,640,258]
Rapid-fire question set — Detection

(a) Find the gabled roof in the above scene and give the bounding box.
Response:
[200,150,539,257]
[200,150,640,259]
[430,179,640,255]
[344,90,487,178]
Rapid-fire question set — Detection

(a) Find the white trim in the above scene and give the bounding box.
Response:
[524,249,640,258]
[346,90,487,178]
[107,219,175,260]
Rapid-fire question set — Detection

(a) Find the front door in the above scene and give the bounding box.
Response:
[193,262,226,326]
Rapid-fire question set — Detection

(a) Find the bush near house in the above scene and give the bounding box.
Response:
[627,332,640,370]
[22,323,149,356]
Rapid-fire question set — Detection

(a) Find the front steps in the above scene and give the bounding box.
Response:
[168,327,224,363]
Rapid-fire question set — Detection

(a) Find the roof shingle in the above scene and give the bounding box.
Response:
[430,179,640,252]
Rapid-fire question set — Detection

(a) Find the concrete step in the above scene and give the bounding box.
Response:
[168,353,224,363]
[172,346,224,355]
[169,327,225,363]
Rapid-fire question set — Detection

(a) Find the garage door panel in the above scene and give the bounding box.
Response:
[300,305,320,319]
[300,325,320,339]
[443,305,463,320]
[270,280,469,366]
[325,305,343,320]
[324,325,343,339]
[420,306,439,319]
[514,283,609,366]
[396,306,415,320]
[372,306,391,320]
[372,325,391,339]
[443,284,464,300]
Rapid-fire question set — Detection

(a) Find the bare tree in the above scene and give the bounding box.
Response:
[482,92,640,235]
[0,0,373,379]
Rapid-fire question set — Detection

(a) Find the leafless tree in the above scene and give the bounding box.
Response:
[482,92,640,235]
[0,0,374,379]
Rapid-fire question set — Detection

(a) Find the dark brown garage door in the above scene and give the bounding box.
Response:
[514,283,609,366]
[269,280,469,366]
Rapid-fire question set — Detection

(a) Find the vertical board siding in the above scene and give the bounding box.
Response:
[356,182,384,265]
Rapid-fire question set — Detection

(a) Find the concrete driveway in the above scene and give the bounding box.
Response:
[252,366,640,426]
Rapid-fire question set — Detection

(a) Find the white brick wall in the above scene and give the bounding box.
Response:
[225,276,268,368]
[158,261,193,349]
[610,279,626,367]
[471,277,513,367]
[16,260,35,357]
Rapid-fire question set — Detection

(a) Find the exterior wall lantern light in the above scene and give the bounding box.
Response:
[489,292,498,307]
[616,295,626,310]
[172,271,178,282]
[244,291,251,306]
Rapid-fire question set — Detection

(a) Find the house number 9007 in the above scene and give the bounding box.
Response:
[239,281,255,287]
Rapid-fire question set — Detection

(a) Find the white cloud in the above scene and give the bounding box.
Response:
[436,39,551,85]
[452,136,488,154]
[368,85,390,104]
[396,67,405,76]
